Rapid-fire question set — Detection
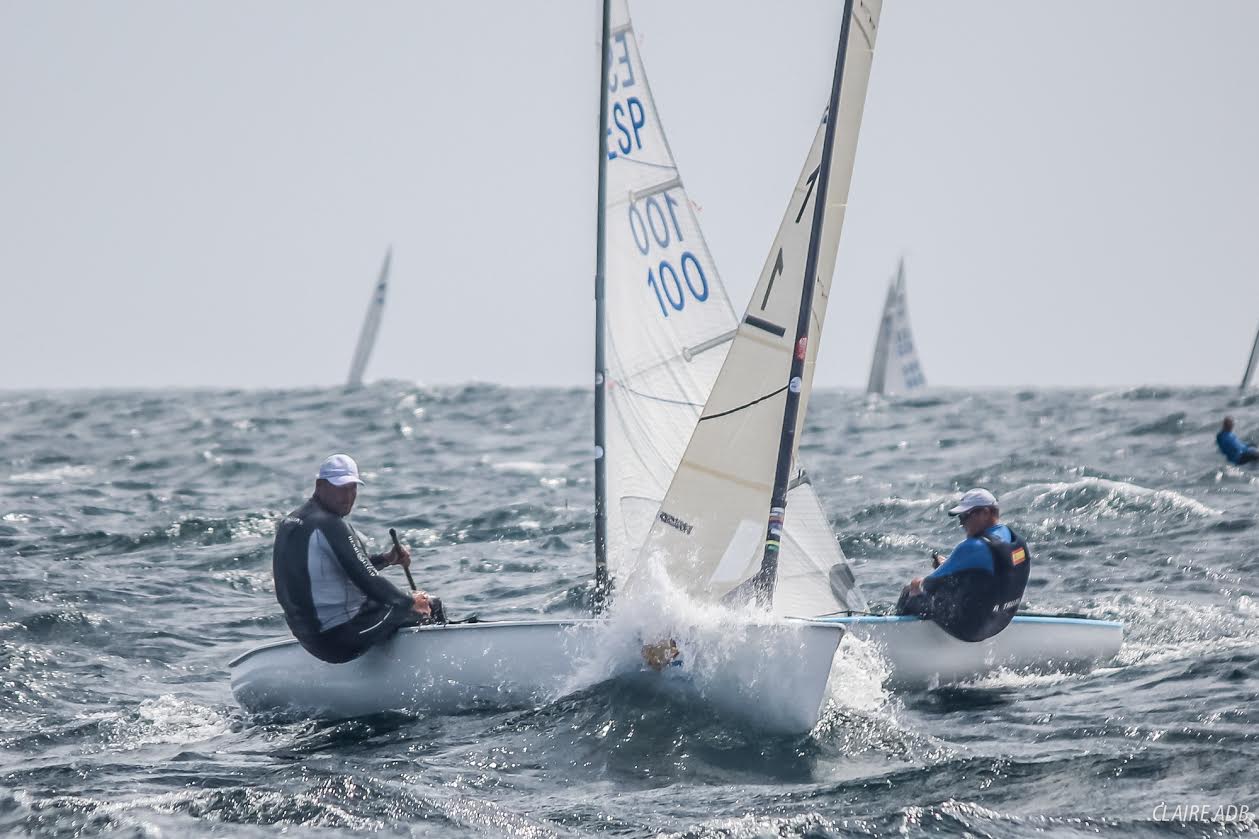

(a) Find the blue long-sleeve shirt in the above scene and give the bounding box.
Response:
[1217,430,1257,464]
[923,524,1012,592]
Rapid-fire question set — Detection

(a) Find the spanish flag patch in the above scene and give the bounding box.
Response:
[1011,547,1027,565]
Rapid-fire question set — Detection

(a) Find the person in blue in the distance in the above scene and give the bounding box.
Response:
[1216,416,1259,465]
[895,488,1032,642]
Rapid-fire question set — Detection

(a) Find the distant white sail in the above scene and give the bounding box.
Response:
[346,248,391,388]
[1242,322,1259,390]
[866,257,926,395]
[634,0,882,616]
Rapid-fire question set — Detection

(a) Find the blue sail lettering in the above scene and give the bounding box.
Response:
[646,252,711,318]
[606,125,618,161]
[608,97,647,157]
[610,32,636,92]
[612,101,633,155]
[627,97,645,150]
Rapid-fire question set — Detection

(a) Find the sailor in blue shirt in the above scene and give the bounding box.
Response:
[896,488,1032,642]
[1216,416,1259,465]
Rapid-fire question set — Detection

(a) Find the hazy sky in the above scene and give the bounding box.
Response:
[3,1,1257,390]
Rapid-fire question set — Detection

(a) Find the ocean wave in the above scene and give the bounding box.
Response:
[7,465,96,484]
[89,694,233,752]
[1129,411,1188,436]
[1006,477,1218,520]
[1,386,1256,836]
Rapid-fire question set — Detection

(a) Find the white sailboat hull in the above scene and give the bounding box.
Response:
[230,618,846,734]
[820,615,1122,688]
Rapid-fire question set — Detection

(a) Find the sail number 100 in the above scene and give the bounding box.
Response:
[629,193,709,318]
[647,253,707,317]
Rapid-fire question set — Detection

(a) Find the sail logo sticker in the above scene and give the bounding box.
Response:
[795,336,808,360]
[1011,547,1027,565]
[657,511,693,535]
[789,376,803,394]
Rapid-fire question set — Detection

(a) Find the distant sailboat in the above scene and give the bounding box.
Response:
[346,248,391,388]
[1241,322,1259,390]
[866,257,926,395]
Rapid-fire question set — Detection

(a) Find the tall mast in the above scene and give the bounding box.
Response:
[751,0,857,604]
[592,0,612,613]
[1242,322,1259,391]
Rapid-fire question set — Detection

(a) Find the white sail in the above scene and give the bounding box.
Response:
[777,473,866,615]
[1241,322,1259,390]
[601,0,863,615]
[346,248,391,388]
[866,257,926,395]
[633,0,882,615]
[601,0,739,579]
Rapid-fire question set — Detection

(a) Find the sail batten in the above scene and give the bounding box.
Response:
[346,248,392,388]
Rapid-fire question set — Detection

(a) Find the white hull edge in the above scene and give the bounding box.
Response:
[818,614,1122,688]
[229,618,845,734]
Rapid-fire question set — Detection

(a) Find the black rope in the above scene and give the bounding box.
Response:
[698,385,789,422]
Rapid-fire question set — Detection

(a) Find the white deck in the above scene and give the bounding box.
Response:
[230,617,846,734]
[817,614,1122,688]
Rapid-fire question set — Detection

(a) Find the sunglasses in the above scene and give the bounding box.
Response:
[957,507,992,525]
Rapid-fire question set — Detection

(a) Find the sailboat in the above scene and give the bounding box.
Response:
[1241,322,1259,390]
[624,47,1121,689]
[345,248,392,388]
[865,257,926,395]
[230,0,876,733]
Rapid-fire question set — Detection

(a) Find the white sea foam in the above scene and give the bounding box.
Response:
[7,465,95,484]
[489,460,556,476]
[1085,594,1259,670]
[92,694,232,752]
[1005,476,1218,519]
[559,556,845,733]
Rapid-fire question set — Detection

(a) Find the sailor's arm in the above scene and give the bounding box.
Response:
[920,542,972,593]
[321,519,415,610]
[368,543,411,570]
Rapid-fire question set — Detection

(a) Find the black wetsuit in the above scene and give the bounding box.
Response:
[273,496,417,663]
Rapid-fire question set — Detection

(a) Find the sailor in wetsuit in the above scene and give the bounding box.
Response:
[273,454,439,663]
[1216,416,1259,465]
[895,488,1031,642]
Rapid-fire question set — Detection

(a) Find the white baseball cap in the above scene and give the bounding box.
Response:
[948,487,998,515]
[317,454,364,486]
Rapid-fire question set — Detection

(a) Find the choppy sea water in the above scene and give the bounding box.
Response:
[1,385,1257,838]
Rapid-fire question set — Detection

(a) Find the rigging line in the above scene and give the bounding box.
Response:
[810,609,879,618]
[615,156,678,173]
[611,380,705,409]
[698,385,789,422]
